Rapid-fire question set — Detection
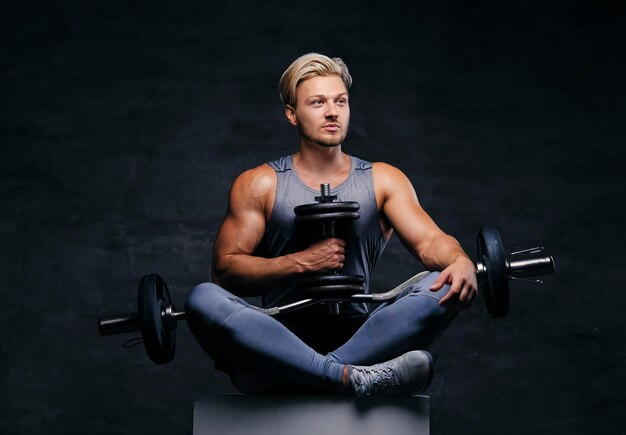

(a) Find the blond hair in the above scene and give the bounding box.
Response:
[278,53,352,107]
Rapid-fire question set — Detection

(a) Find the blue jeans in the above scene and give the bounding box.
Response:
[185,272,456,394]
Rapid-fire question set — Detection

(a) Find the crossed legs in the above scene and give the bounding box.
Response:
[185,272,456,394]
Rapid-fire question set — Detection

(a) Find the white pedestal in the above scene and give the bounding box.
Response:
[193,394,430,435]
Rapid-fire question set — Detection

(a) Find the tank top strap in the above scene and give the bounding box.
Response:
[352,156,373,171]
[267,155,293,173]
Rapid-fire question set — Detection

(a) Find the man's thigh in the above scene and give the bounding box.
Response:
[330,272,457,365]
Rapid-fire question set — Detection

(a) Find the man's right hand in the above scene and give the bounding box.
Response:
[293,238,346,274]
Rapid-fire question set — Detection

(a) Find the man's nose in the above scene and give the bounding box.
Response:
[325,102,338,118]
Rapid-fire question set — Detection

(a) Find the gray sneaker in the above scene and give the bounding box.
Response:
[349,351,433,397]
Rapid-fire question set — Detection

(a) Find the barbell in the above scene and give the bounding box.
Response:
[98,226,555,365]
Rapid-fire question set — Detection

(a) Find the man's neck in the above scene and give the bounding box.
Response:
[293,143,351,190]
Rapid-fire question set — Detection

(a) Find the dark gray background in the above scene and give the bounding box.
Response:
[2,1,625,434]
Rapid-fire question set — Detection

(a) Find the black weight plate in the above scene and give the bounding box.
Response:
[294,201,360,216]
[302,274,365,288]
[138,274,176,364]
[295,211,360,223]
[301,284,367,299]
[477,227,509,318]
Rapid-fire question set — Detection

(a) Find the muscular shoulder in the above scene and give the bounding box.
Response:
[229,163,276,216]
[371,162,419,214]
[372,162,415,194]
[232,163,276,196]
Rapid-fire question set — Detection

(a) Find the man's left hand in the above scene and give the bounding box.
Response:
[429,257,478,309]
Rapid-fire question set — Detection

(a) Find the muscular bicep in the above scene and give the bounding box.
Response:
[214,205,266,257]
[212,166,275,276]
[376,164,445,259]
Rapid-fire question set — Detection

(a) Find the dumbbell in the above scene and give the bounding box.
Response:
[293,183,366,313]
[97,227,555,364]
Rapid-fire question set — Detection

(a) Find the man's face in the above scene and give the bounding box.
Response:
[286,74,350,148]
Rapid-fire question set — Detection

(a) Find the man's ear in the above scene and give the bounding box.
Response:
[285,105,298,126]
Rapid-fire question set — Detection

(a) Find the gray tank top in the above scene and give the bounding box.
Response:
[254,154,388,314]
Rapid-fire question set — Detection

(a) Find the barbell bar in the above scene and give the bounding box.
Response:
[98,226,555,365]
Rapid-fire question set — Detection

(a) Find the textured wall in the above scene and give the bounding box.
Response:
[1,1,625,434]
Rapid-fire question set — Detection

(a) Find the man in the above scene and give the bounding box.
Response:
[185,53,477,396]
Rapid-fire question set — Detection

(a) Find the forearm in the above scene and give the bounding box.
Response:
[418,233,473,271]
[213,238,346,297]
[213,253,303,297]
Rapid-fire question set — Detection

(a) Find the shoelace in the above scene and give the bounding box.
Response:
[355,366,400,395]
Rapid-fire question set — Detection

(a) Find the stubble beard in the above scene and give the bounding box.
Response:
[297,122,348,148]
